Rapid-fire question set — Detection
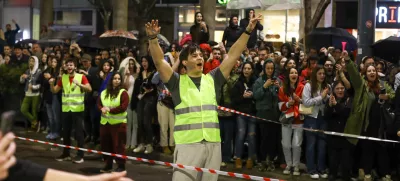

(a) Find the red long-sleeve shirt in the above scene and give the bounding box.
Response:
[97,90,129,114]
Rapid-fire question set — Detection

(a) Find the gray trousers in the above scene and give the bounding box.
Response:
[173,142,221,181]
[281,124,303,167]
[126,106,138,147]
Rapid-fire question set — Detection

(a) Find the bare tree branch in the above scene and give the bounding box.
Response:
[311,0,331,29]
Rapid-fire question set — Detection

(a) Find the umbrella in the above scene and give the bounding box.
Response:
[372,36,400,63]
[77,35,104,49]
[306,27,357,52]
[227,0,302,10]
[17,39,38,45]
[45,31,80,40]
[157,34,170,47]
[37,39,69,46]
[99,30,137,48]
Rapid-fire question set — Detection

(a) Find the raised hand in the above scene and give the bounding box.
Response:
[145,20,161,38]
[246,14,262,32]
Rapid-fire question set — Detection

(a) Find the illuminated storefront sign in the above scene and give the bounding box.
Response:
[376,2,400,28]
[218,0,230,5]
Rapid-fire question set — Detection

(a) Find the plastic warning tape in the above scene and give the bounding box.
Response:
[15,136,285,181]
[217,106,399,143]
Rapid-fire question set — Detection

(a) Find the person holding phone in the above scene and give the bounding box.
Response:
[253,59,281,171]
[230,62,257,169]
[0,111,132,181]
[190,12,209,44]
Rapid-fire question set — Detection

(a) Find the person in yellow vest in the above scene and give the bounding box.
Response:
[97,72,129,173]
[49,58,92,164]
[145,15,262,181]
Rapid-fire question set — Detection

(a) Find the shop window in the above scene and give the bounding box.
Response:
[80,10,93,25]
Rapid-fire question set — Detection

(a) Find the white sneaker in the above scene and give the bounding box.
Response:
[320,172,328,179]
[310,173,320,179]
[293,166,300,176]
[133,144,145,153]
[144,144,153,154]
[283,166,291,175]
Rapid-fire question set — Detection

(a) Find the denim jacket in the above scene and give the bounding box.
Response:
[19,56,41,96]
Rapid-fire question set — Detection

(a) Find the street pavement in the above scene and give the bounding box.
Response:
[13,129,314,181]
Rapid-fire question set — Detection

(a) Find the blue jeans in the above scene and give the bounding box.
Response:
[304,116,327,173]
[51,94,61,134]
[219,117,236,162]
[234,115,257,159]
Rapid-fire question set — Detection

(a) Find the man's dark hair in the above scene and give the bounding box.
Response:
[212,47,221,52]
[179,43,200,62]
[258,47,269,53]
[65,57,78,66]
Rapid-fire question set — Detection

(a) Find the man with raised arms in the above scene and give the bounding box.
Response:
[145,14,262,181]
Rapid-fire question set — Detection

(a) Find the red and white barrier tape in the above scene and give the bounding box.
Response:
[217,106,399,143]
[15,136,284,181]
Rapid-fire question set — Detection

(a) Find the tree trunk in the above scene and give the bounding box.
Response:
[134,18,148,56]
[200,0,216,41]
[112,0,128,30]
[40,0,53,38]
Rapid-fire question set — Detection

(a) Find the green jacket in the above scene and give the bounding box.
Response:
[344,60,395,145]
[253,77,280,120]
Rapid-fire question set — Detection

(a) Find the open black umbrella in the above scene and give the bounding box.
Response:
[372,36,400,63]
[77,35,104,49]
[45,31,80,40]
[306,27,357,51]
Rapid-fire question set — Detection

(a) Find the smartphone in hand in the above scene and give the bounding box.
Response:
[1,111,15,134]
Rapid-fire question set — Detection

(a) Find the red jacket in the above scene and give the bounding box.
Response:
[203,59,220,74]
[278,83,304,124]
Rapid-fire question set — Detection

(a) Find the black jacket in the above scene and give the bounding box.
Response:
[6,159,47,181]
[222,23,242,48]
[190,24,210,45]
[325,97,353,148]
[239,18,263,48]
[230,75,257,114]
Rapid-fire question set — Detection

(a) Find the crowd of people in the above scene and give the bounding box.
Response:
[1,9,400,181]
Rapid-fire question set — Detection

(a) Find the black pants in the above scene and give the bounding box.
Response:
[361,140,390,176]
[329,145,354,181]
[84,97,100,142]
[62,111,85,157]
[259,122,281,162]
[137,96,156,144]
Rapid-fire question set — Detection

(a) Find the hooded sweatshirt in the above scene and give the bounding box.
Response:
[253,59,280,120]
[20,56,41,96]
[222,16,243,48]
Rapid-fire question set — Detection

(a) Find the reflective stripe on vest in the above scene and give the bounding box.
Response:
[61,74,85,112]
[174,74,221,144]
[175,105,217,115]
[174,122,220,131]
[100,89,127,125]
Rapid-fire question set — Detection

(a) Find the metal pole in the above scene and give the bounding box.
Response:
[356,0,377,64]
[285,9,288,42]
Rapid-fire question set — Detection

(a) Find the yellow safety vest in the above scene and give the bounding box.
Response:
[174,74,220,144]
[61,74,85,112]
[100,89,128,125]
